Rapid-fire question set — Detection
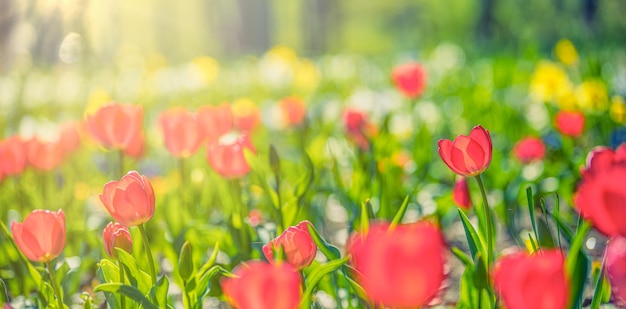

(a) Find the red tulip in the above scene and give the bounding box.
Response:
[348,221,445,308]
[343,108,376,150]
[207,133,255,179]
[197,104,233,143]
[392,62,427,99]
[580,144,626,178]
[262,221,317,270]
[25,138,65,171]
[85,103,145,155]
[0,136,27,176]
[100,171,155,227]
[102,222,133,258]
[513,137,546,164]
[232,99,260,132]
[606,236,626,305]
[575,153,626,236]
[59,122,81,156]
[453,177,472,210]
[279,97,306,127]
[221,261,302,309]
[11,209,65,262]
[438,125,492,177]
[159,109,204,158]
[555,110,585,137]
[494,250,569,309]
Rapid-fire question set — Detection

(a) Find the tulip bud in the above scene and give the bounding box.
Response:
[85,102,144,154]
[453,177,472,210]
[102,222,132,258]
[438,125,492,177]
[262,221,317,270]
[178,241,194,282]
[11,209,66,262]
[392,62,427,99]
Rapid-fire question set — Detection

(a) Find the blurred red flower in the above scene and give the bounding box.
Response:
[392,62,427,99]
[279,97,307,127]
[555,110,585,137]
[85,102,145,157]
[0,136,27,177]
[100,171,155,227]
[453,177,472,210]
[438,125,492,177]
[221,261,302,309]
[197,104,233,143]
[11,209,65,262]
[348,221,445,308]
[102,222,133,258]
[512,137,546,164]
[607,236,626,305]
[494,249,569,309]
[25,138,65,171]
[159,108,204,158]
[343,108,376,150]
[580,144,626,178]
[262,221,317,270]
[207,133,255,179]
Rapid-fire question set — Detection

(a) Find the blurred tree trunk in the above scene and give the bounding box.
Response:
[238,0,271,53]
[0,0,18,72]
[582,0,598,31]
[477,0,496,41]
[303,0,339,54]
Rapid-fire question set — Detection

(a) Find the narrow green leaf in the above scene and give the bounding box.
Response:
[451,247,473,267]
[389,195,410,230]
[194,265,233,302]
[554,193,562,249]
[472,253,488,290]
[550,211,574,243]
[360,200,369,234]
[458,209,485,263]
[526,187,539,247]
[300,257,349,308]
[307,224,341,260]
[0,278,8,304]
[566,221,592,308]
[198,242,220,277]
[94,283,158,309]
[269,144,281,178]
[528,232,539,253]
[590,258,608,309]
[115,249,152,293]
[149,275,169,307]
[178,241,194,282]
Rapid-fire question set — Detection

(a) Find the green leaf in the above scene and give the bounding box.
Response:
[457,209,485,263]
[115,249,152,293]
[300,257,349,308]
[342,268,367,301]
[294,152,315,200]
[178,241,194,282]
[269,144,281,178]
[195,265,233,303]
[360,200,369,234]
[149,276,169,307]
[94,283,158,309]
[550,211,574,243]
[389,195,410,230]
[590,259,609,309]
[566,221,592,309]
[451,247,473,267]
[472,253,488,290]
[536,214,555,248]
[197,242,220,277]
[307,223,341,260]
[0,278,8,304]
[526,187,540,247]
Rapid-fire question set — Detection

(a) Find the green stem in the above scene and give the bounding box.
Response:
[118,259,126,309]
[179,158,186,188]
[229,180,250,257]
[183,281,192,309]
[274,175,285,233]
[45,260,64,309]
[137,224,157,285]
[475,174,494,267]
[119,150,125,179]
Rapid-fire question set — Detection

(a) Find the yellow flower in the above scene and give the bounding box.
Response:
[575,80,608,111]
[529,61,572,103]
[84,88,110,115]
[556,90,578,111]
[610,95,626,124]
[555,39,579,66]
[192,56,220,86]
[294,59,320,93]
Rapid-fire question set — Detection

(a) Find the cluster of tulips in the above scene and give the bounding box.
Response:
[1,50,625,309]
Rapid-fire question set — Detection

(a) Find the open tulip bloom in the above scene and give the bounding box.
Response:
[11,209,66,263]
[438,125,492,177]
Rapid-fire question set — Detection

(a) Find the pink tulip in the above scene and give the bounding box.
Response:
[207,133,255,179]
[100,171,155,227]
[159,109,203,158]
[11,209,65,262]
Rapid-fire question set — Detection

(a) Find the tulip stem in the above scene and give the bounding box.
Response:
[45,260,64,309]
[118,259,126,309]
[229,180,251,257]
[138,224,157,285]
[474,174,494,267]
[119,151,125,179]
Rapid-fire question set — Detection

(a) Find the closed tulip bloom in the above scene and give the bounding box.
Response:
[453,177,472,210]
[197,104,233,143]
[102,222,133,258]
[207,133,255,179]
[85,103,144,154]
[348,221,445,308]
[0,136,27,176]
[513,137,546,164]
[25,138,65,171]
[221,261,302,309]
[555,110,585,137]
[159,109,203,158]
[438,125,492,177]
[11,209,65,262]
[606,236,626,305]
[575,162,626,237]
[392,62,427,99]
[262,221,317,270]
[279,97,306,127]
[494,250,569,309]
[100,171,155,227]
